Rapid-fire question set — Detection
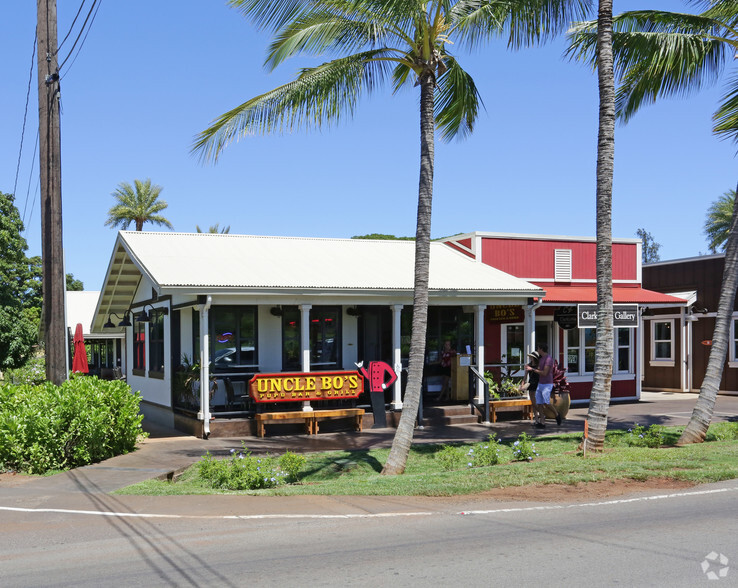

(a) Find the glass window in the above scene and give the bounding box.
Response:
[733,319,738,361]
[566,328,580,374]
[652,320,673,360]
[281,306,341,371]
[616,328,631,372]
[584,327,597,372]
[505,324,524,368]
[149,309,165,374]
[133,318,146,371]
[212,306,258,371]
[282,307,301,371]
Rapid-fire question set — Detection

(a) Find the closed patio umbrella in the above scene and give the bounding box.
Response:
[72,323,89,374]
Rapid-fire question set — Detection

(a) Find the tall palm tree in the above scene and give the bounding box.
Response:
[196,223,231,234]
[705,189,735,253]
[104,179,174,232]
[586,0,615,453]
[569,0,738,445]
[193,0,589,474]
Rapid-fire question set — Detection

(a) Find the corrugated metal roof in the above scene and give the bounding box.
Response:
[117,231,544,293]
[540,285,688,305]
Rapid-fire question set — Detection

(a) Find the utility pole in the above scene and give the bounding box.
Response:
[37,0,66,385]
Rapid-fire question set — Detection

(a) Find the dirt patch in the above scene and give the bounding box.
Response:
[472,477,695,503]
[0,472,36,488]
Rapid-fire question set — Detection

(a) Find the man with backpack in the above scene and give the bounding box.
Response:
[525,342,562,428]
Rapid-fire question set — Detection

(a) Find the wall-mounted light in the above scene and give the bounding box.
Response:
[270,306,283,317]
[103,311,132,329]
[136,304,169,323]
[640,307,654,317]
[346,306,361,317]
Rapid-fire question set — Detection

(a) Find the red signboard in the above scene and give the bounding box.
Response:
[249,371,364,403]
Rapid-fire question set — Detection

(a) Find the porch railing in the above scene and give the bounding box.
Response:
[468,366,490,424]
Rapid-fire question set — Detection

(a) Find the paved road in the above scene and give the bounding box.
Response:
[1,480,736,586]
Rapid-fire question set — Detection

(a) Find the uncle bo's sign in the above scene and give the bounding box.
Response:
[249,370,364,403]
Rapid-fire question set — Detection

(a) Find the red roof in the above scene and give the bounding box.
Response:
[540,285,687,304]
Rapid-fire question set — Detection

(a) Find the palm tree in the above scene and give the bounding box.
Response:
[705,189,735,253]
[193,0,590,474]
[569,1,738,445]
[104,179,174,232]
[196,224,231,234]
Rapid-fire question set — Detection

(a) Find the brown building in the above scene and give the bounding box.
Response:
[642,253,738,394]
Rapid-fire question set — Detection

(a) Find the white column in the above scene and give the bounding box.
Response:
[524,303,537,359]
[391,304,403,410]
[636,312,643,400]
[300,304,313,411]
[680,307,688,392]
[475,304,486,404]
[200,296,212,436]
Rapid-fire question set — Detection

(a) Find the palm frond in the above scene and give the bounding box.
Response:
[713,72,738,143]
[192,50,394,163]
[435,55,483,141]
[704,189,736,252]
[455,0,592,51]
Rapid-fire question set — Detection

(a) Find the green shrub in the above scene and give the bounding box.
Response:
[512,432,539,461]
[0,375,145,474]
[3,356,46,386]
[436,435,501,470]
[625,424,664,448]
[197,445,302,490]
[707,421,738,442]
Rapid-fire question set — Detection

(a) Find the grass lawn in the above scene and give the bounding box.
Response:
[115,424,738,497]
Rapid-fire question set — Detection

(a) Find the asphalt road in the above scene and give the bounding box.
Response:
[1,480,736,587]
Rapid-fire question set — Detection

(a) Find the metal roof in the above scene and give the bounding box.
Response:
[92,232,544,331]
[115,231,544,292]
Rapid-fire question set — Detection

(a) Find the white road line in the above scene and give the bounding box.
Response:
[0,485,735,521]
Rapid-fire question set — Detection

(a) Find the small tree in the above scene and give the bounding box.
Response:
[636,228,661,263]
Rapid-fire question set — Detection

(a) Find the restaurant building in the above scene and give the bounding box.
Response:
[642,253,738,394]
[439,232,688,402]
[92,231,544,436]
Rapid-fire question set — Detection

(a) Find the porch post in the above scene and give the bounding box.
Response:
[199,295,212,437]
[524,302,537,360]
[680,307,688,392]
[300,304,313,411]
[475,304,486,403]
[391,304,403,410]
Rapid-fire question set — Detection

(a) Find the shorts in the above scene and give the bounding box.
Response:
[536,383,553,405]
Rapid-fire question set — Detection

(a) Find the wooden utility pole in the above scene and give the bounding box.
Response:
[37,0,66,385]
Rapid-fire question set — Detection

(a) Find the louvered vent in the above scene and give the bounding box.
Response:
[554,249,572,282]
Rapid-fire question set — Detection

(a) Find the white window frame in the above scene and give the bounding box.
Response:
[563,326,634,375]
[650,318,675,367]
[728,316,738,368]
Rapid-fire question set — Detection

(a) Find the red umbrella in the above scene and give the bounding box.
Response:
[72,323,89,374]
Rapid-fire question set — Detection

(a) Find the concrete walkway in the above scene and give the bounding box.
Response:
[1,392,736,501]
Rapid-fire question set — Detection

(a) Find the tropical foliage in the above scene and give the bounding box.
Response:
[193,0,590,474]
[636,227,661,263]
[569,1,738,445]
[104,178,173,232]
[196,223,231,234]
[704,189,735,253]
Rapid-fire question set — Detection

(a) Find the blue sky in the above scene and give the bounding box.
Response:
[1,1,735,292]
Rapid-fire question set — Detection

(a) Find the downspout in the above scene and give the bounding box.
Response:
[200,295,212,439]
[524,298,543,359]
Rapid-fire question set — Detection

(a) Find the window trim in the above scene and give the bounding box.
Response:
[728,315,738,368]
[650,318,675,367]
[148,308,166,378]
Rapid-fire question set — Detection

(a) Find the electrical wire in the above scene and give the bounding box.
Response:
[21,129,40,227]
[56,0,87,55]
[13,32,37,201]
[58,0,100,73]
[59,0,102,81]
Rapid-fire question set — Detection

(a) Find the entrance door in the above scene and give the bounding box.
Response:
[357,306,393,402]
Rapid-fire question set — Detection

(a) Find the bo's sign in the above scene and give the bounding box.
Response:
[577,304,639,328]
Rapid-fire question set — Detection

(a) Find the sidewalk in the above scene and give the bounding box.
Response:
[2,392,736,498]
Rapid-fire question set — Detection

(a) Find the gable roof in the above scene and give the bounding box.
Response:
[93,232,544,330]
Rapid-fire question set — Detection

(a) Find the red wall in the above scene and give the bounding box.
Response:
[479,238,638,281]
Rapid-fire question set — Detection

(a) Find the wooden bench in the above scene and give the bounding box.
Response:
[255,408,364,438]
[489,398,533,423]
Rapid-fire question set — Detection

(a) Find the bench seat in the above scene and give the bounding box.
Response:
[255,408,365,437]
[489,398,533,423]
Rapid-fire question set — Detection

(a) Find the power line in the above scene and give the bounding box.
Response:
[21,129,40,227]
[13,32,37,199]
[57,0,100,73]
[56,0,86,55]
[59,0,102,80]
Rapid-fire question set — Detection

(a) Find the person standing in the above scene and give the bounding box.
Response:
[525,342,561,428]
[525,350,540,418]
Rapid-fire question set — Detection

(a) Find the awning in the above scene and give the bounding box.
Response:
[539,285,688,305]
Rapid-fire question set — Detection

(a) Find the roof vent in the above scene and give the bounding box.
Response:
[554,249,572,282]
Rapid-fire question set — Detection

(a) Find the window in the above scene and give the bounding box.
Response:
[281,306,341,371]
[212,306,258,372]
[651,319,674,363]
[733,319,738,362]
[133,318,145,374]
[566,328,580,374]
[564,326,633,374]
[149,309,165,377]
[504,324,524,368]
[616,328,631,373]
